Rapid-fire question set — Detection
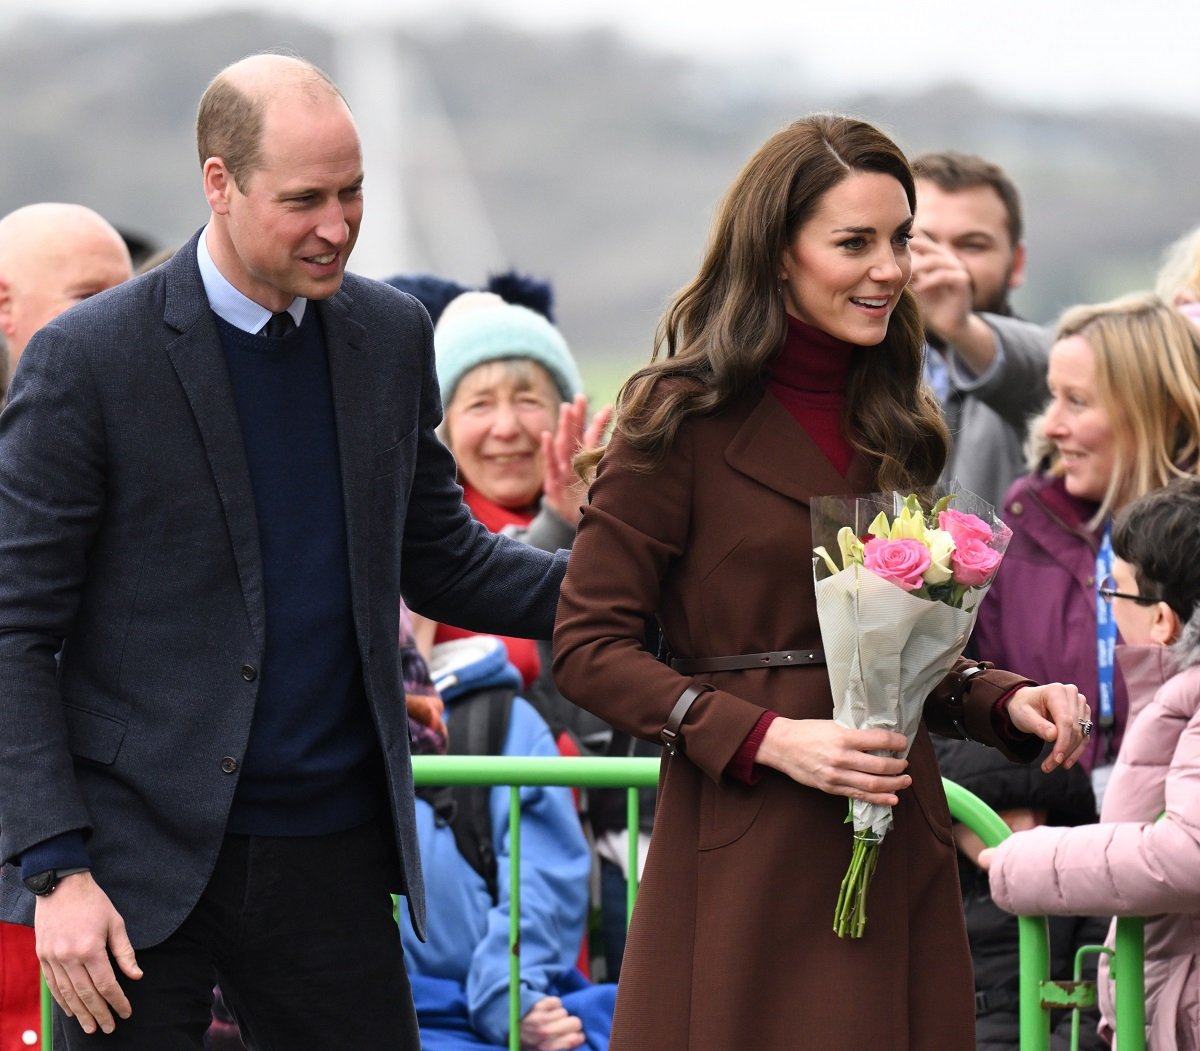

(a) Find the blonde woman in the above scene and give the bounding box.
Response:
[972,292,1200,801]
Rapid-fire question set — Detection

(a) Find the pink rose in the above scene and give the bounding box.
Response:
[862,537,930,591]
[938,508,994,547]
[950,537,1003,586]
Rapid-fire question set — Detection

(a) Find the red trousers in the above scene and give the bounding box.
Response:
[0,921,40,1050]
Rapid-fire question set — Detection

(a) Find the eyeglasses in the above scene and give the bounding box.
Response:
[1098,577,1160,606]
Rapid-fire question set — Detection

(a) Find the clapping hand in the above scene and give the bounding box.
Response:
[539,395,613,526]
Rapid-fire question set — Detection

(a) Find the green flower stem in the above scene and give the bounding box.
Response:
[833,831,881,939]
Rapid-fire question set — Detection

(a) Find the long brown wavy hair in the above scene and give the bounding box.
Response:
[584,114,947,491]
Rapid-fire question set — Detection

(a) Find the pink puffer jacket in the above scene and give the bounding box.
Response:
[987,621,1200,1051]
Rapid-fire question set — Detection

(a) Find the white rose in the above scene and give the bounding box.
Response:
[922,528,956,585]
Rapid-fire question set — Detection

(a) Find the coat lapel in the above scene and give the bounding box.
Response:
[725,390,875,504]
[162,239,265,646]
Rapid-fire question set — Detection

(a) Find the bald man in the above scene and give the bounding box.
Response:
[0,203,133,397]
[0,53,565,1049]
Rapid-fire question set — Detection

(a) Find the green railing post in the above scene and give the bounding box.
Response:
[943,778,1052,1051]
[625,787,639,924]
[508,785,521,1051]
[1112,916,1145,1050]
[42,977,52,1051]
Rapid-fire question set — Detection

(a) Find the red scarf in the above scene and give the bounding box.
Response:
[433,482,542,687]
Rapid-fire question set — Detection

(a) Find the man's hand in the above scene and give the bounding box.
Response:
[520,995,585,1051]
[539,395,612,526]
[909,235,1000,375]
[909,235,975,345]
[1005,683,1091,772]
[35,872,142,1035]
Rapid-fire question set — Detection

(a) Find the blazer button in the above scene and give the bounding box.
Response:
[241,664,257,682]
[221,756,238,774]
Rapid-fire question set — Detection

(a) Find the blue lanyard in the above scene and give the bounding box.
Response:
[1095,522,1117,744]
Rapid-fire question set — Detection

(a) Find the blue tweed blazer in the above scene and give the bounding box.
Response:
[0,231,565,944]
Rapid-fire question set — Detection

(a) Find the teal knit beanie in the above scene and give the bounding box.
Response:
[434,291,583,406]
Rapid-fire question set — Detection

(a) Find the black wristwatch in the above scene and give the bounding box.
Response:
[23,866,89,897]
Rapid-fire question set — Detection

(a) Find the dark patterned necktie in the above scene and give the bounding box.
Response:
[262,311,296,338]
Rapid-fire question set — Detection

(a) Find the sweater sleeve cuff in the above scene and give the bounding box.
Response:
[19,831,91,880]
[726,710,779,785]
[991,688,1029,742]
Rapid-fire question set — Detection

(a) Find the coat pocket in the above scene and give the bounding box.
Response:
[697,769,766,851]
[63,704,128,766]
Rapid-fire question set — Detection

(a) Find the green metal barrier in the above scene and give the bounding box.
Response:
[31,759,1144,1051]
[412,757,1147,1051]
[411,756,659,1051]
[942,777,1146,1051]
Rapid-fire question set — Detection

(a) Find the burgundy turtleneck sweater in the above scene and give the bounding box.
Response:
[726,315,859,783]
[766,313,858,474]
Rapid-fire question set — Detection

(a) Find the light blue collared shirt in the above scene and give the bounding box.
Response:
[196,227,307,334]
[922,328,1005,403]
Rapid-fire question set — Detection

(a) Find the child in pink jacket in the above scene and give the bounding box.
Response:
[980,476,1200,1049]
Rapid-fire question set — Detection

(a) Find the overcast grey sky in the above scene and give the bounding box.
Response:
[13,0,1200,117]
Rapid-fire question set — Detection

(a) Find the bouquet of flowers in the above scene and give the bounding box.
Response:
[811,485,1011,938]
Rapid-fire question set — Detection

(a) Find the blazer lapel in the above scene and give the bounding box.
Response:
[725,390,874,504]
[162,243,266,646]
[320,292,372,643]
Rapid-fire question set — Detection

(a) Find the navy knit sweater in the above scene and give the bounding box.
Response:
[216,308,382,836]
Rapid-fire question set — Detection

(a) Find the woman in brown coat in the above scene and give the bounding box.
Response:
[553,115,1091,1051]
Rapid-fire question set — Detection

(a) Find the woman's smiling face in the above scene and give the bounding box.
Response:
[443,360,561,510]
[779,170,914,346]
[1042,334,1117,504]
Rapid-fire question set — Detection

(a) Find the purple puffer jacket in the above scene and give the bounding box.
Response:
[971,472,1127,772]
[987,620,1200,1051]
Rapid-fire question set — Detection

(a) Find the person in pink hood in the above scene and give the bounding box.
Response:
[980,476,1200,1050]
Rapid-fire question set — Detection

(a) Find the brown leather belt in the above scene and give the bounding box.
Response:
[669,649,825,674]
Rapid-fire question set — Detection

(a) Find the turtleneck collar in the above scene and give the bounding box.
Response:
[768,313,857,393]
[764,314,857,475]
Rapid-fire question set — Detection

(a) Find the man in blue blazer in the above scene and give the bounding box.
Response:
[0,53,566,1049]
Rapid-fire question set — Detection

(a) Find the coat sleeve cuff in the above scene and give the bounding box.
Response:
[926,659,1042,763]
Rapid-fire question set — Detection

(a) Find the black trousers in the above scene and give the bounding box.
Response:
[54,818,420,1050]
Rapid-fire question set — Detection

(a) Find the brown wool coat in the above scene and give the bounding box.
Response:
[554,385,1038,1051]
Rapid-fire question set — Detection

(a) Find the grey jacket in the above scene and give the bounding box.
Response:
[934,313,1052,508]
[0,232,566,944]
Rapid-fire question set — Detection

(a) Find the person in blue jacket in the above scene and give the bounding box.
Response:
[400,634,615,1051]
